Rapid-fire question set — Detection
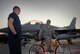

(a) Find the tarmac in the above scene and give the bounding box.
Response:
[0,38,80,54]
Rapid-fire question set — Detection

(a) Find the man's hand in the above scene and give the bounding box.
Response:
[38,37,45,41]
[14,34,19,38]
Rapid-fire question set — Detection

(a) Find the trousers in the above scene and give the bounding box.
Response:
[7,34,21,54]
[42,36,51,52]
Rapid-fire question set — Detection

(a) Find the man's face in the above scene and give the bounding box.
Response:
[14,8,21,15]
[46,20,51,25]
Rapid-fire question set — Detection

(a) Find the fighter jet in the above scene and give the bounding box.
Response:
[0,17,77,34]
[0,17,80,44]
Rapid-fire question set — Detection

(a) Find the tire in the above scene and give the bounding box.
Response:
[29,44,45,54]
[54,45,71,54]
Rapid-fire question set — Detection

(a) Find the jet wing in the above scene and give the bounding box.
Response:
[57,33,80,40]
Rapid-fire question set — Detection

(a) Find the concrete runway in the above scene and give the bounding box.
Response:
[0,38,80,54]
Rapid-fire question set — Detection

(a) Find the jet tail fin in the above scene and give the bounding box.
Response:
[68,17,77,29]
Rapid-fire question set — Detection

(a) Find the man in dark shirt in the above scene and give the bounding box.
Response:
[7,6,21,54]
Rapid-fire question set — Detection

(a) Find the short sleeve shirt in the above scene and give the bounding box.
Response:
[8,12,21,35]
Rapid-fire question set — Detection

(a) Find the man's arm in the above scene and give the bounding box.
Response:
[52,28,57,39]
[38,28,43,39]
[8,18,17,34]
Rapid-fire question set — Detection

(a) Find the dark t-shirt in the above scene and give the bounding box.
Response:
[8,12,21,35]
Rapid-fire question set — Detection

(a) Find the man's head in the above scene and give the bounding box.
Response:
[46,19,51,25]
[13,6,21,15]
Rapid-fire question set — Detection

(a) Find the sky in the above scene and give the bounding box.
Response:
[0,0,80,29]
